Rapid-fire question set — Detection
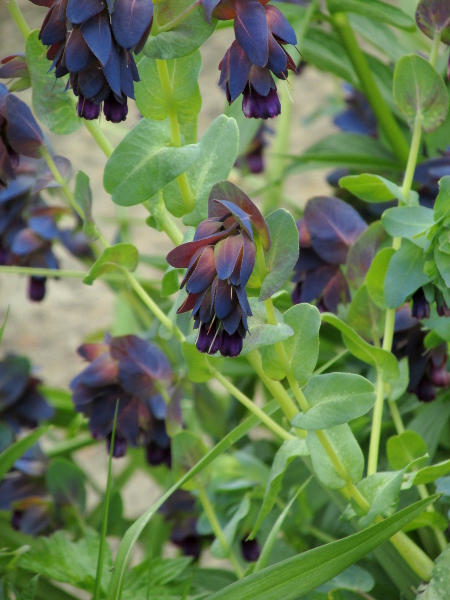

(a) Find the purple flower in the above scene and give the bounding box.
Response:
[167,181,270,357]
[70,334,174,464]
[235,124,271,175]
[240,536,261,562]
[333,85,378,137]
[0,355,54,431]
[29,0,153,122]
[292,197,367,312]
[210,1,297,119]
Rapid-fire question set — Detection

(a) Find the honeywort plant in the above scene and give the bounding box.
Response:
[1,0,450,598]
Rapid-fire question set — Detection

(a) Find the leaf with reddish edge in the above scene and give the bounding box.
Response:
[208,181,271,251]
[233,0,269,68]
[304,197,367,265]
[4,95,44,159]
[66,0,105,25]
[81,12,112,66]
[110,336,172,401]
[416,0,450,44]
[111,0,154,50]
[166,226,236,268]
[211,0,271,21]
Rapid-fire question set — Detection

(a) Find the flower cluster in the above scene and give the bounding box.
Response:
[30,0,154,122]
[167,181,270,358]
[292,196,366,312]
[70,334,175,465]
[200,0,297,119]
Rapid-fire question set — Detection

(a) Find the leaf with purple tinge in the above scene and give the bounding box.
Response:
[346,221,387,290]
[199,0,222,23]
[103,44,122,96]
[65,27,94,73]
[32,156,72,194]
[81,12,112,66]
[66,0,105,25]
[0,55,29,80]
[111,0,154,50]
[4,94,43,159]
[265,5,297,45]
[110,336,172,401]
[304,197,367,265]
[214,235,244,280]
[208,181,271,251]
[416,0,450,44]
[39,5,66,45]
[233,0,269,68]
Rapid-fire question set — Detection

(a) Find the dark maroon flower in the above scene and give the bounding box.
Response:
[235,124,270,174]
[292,197,367,312]
[0,355,54,431]
[167,181,270,357]
[411,288,431,320]
[70,334,174,464]
[30,0,153,121]
[213,2,297,119]
[241,536,261,562]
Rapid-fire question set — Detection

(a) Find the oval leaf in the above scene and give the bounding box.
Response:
[83,243,139,284]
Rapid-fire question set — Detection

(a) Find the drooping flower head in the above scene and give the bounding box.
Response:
[29,0,154,122]
[201,1,297,119]
[167,181,270,358]
[70,334,174,464]
[292,197,366,312]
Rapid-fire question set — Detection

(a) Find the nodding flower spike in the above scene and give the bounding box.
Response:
[167,182,269,358]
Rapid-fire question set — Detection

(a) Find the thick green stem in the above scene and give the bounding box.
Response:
[197,484,245,578]
[156,60,195,213]
[213,370,295,442]
[6,0,30,39]
[83,121,115,158]
[158,0,200,32]
[331,12,409,165]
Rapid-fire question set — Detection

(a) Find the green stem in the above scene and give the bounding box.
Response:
[83,120,115,158]
[213,370,295,442]
[45,435,96,458]
[0,265,86,278]
[429,30,443,68]
[6,0,30,39]
[156,60,195,213]
[197,484,245,578]
[146,193,184,246]
[40,147,84,220]
[331,12,409,165]
[158,0,200,32]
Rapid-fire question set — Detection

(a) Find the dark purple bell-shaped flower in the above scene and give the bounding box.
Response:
[167,181,270,358]
[29,0,154,121]
[411,288,430,320]
[241,536,261,562]
[70,334,175,463]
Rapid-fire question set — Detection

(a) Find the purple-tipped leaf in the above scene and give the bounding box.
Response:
[0,55,28,80]
[233,0,269,68]
[416,0,450,44]
[40,5,66,46]
[81,12,112,66]
[200,0,222,23]
[214,234,244,280]
[5,95,43,158]
[265,5,297,45]
[111,0,154,50]
[66,0,105,24]
[304,196,367,265]
[228,41,252,102]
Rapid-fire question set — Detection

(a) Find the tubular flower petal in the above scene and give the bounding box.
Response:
[167,182,270,358]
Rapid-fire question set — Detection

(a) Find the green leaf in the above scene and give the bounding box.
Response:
[346,221,387,290]
[434,175,450,220]
[25,31,81,135]
[46,458,86,511]
[307,424,364,489]
[317,565,374,594]
[181,342,221,383]
[74,171,93,230]
[251,439,309,537]
[355,471,404,528]
[288,133,400,173]
[366,247,395,309]
[18,529,112,594]
[388,357,410,401]
[0,307,9,345]
[83,244,138,285]
[409,393,450,459]
[393,54,449,133]
[387,431,428,471]
[182,116,239,225]
[135,51,202,124]
[103,119,201,207]
[262,303,321,382]
[348,284,384,341]
[292,373,376,430]
[144,0,217,59]
[412,458,450,485]
[211,496,251,559]
[382,206,434,246]
[259,209,299,302]
[242,299,293,355]
[106,401,281,600]
[419,544,450,599]
[0,426,48,482]
[161,265,180,297]
[17,576,39,600]
[339,173,406,203]
[171,431,209,490]
[203,497,437,600]
[384,240,430,308]
[321,313,400,382]
[327,0,415,29]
